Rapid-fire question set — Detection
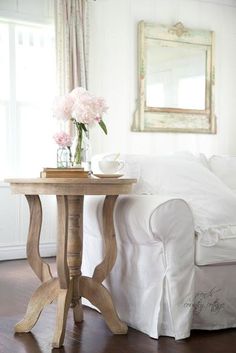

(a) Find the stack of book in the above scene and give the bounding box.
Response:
[40,167,89,178]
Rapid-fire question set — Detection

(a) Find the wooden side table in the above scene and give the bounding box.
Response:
[5,177,136,348]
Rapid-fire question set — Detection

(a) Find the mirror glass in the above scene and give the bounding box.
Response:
[146,39,206,110]
[133,21,216,133]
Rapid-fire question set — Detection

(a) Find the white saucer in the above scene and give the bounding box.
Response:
[93,173,123,179]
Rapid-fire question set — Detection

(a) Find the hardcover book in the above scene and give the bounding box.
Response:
[40,167,88,178]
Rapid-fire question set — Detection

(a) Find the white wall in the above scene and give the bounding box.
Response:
[88,0,236,156]
[1,0,236,260]
[0,183,57,260]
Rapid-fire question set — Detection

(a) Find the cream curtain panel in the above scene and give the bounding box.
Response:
[54,0,88,94]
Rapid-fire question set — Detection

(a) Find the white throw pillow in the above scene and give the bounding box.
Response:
[209,155,236,189]
[121,152,207,194]
[122,154,236,246]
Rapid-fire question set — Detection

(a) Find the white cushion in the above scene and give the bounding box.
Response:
[209,155,236,189]
[122,153,236,249]
[195,235,236,265]
[121,152,205,194]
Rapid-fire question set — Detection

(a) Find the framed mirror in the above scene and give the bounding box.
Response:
[132,21,216,133]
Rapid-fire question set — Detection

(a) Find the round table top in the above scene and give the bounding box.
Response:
[5,177,137,196]
[5,177,136,184]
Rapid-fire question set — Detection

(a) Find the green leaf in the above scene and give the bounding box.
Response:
[99,120,108,135]
[80,123,88,132]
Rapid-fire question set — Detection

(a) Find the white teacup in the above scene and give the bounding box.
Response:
[98,160,124,174]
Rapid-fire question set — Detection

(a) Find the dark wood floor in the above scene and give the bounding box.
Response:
[1,259,236,353]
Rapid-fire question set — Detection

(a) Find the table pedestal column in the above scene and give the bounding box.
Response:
[67,195,84,323]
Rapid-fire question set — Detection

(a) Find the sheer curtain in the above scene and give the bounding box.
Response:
[54,0,89,95]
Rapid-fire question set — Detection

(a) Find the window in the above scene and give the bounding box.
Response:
[0,20,56,179]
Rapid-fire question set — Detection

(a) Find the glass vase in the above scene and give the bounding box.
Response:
[57,146,70,168]
[73,126,91,171]
[82,130,91,172]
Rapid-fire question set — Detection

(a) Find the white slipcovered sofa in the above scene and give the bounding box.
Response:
[82,153,236,339]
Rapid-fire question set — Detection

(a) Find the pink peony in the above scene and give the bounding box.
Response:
[53,94,74,121]
[53,131,72,147]
[69,87,87,100]
[53,86,108,127]
[94,97,108,116]
[71,92,108,125]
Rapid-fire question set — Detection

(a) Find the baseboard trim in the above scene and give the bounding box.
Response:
[0,242,56,261]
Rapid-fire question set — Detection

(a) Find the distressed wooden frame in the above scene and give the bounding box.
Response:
[132,21,216,133]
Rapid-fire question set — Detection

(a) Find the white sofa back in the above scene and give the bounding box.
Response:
[208,155,236,190]
[94,152,236,249]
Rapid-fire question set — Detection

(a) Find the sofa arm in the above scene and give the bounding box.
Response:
[83,194,195,340]
[115,195,195,339]
[114,195,194,244]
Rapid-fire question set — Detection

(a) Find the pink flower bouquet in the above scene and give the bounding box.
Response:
[53,87,108,166]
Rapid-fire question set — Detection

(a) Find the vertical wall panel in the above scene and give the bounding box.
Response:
[88,0,236,156]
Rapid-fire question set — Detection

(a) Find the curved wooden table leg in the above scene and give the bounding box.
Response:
[92,195,118,283]
[52,284,73,348]
[81,195,127,334]
[25,195,52,282]
[15,278,59,333]
[79,276,127,334]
